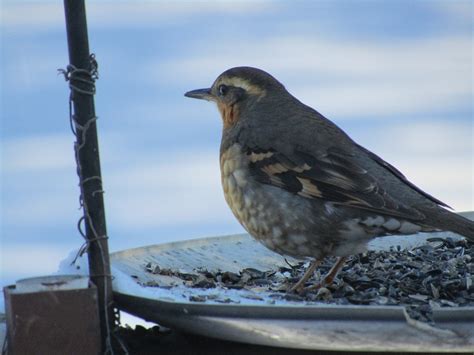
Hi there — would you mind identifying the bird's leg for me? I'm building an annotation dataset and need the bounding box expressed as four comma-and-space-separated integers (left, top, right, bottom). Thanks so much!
322, 256, 347, 284
305, 256, 347, 291
288, 259, 322, 293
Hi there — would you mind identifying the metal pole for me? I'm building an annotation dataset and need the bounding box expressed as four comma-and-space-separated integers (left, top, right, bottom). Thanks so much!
62, 1, 114, 352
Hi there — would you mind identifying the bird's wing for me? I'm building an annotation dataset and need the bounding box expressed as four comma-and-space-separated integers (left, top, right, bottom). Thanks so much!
245, 145, 428, 220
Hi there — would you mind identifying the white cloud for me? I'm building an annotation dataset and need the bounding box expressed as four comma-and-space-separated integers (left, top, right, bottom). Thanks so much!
435, 0, 473, 23
2, 134, 75, 172
1, 1, 275, 30
385, 121, 473, 156
2, 134, 90, 227
105, 149, 234, 227
4, 3, 471, 118
1, 3, 63, 30
391, 156, 472, 210
4, 48, 68, 93
353, 120, 473, 211
155, 35, 472, 118
1, 134, 233, 229
3, 193, 78, 226
296, 79, 470, 118
1, 244, 73, 277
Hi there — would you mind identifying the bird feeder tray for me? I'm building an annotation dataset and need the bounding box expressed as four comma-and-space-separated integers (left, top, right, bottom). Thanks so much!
111, 212, 473, 352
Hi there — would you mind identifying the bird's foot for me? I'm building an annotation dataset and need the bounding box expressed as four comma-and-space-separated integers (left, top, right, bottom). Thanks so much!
287, 259, 322, 293
288, 278, 308, 294
295, 256, 348, 294
302, 275, 332, 293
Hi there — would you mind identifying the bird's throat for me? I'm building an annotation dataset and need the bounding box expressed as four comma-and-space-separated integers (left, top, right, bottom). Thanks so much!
218, 102, 239, 129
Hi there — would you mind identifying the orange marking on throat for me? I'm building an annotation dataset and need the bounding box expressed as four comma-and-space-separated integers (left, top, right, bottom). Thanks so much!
218, 102, 239, 128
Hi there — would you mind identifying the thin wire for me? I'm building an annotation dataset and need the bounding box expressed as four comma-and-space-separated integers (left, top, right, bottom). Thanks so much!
60, 54, 128, 355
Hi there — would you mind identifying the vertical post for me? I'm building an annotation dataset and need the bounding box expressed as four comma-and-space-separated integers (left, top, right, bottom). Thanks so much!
62, 1, 114, 352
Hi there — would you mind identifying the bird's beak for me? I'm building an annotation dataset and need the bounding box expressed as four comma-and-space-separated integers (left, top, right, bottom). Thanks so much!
184, 88, 214, 101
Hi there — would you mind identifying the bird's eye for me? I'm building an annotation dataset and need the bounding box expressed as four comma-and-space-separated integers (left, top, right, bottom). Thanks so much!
218, 84, 228, 96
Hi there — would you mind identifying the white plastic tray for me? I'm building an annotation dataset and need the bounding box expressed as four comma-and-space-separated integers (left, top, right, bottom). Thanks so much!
111, 212, 474, 352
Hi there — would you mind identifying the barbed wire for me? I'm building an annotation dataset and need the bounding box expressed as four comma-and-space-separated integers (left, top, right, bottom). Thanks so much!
59, 54, 128, 355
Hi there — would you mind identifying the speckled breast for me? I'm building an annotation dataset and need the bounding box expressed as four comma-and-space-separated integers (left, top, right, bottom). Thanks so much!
220, 143, 319, 259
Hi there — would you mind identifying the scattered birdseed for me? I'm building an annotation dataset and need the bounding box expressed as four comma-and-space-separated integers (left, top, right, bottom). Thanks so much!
143, 237, 473, 324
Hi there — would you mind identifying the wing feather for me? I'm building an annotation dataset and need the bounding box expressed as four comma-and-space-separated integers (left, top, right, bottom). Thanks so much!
245, 146, 425, 220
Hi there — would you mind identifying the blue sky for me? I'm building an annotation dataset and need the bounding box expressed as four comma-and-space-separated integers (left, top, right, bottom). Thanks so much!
1, 1, 473, 295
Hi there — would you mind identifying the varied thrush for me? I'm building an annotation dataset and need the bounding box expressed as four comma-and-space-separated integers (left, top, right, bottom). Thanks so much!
185, 67, 474, 292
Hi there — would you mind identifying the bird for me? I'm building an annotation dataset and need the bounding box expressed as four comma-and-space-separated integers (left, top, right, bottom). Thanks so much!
184, 66, 474, 293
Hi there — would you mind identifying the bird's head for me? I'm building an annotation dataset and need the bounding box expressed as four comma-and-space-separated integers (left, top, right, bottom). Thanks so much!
185, 66, 285, 128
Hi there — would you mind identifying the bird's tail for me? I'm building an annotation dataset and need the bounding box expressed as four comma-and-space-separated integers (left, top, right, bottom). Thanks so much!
424, 209, 474, 242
